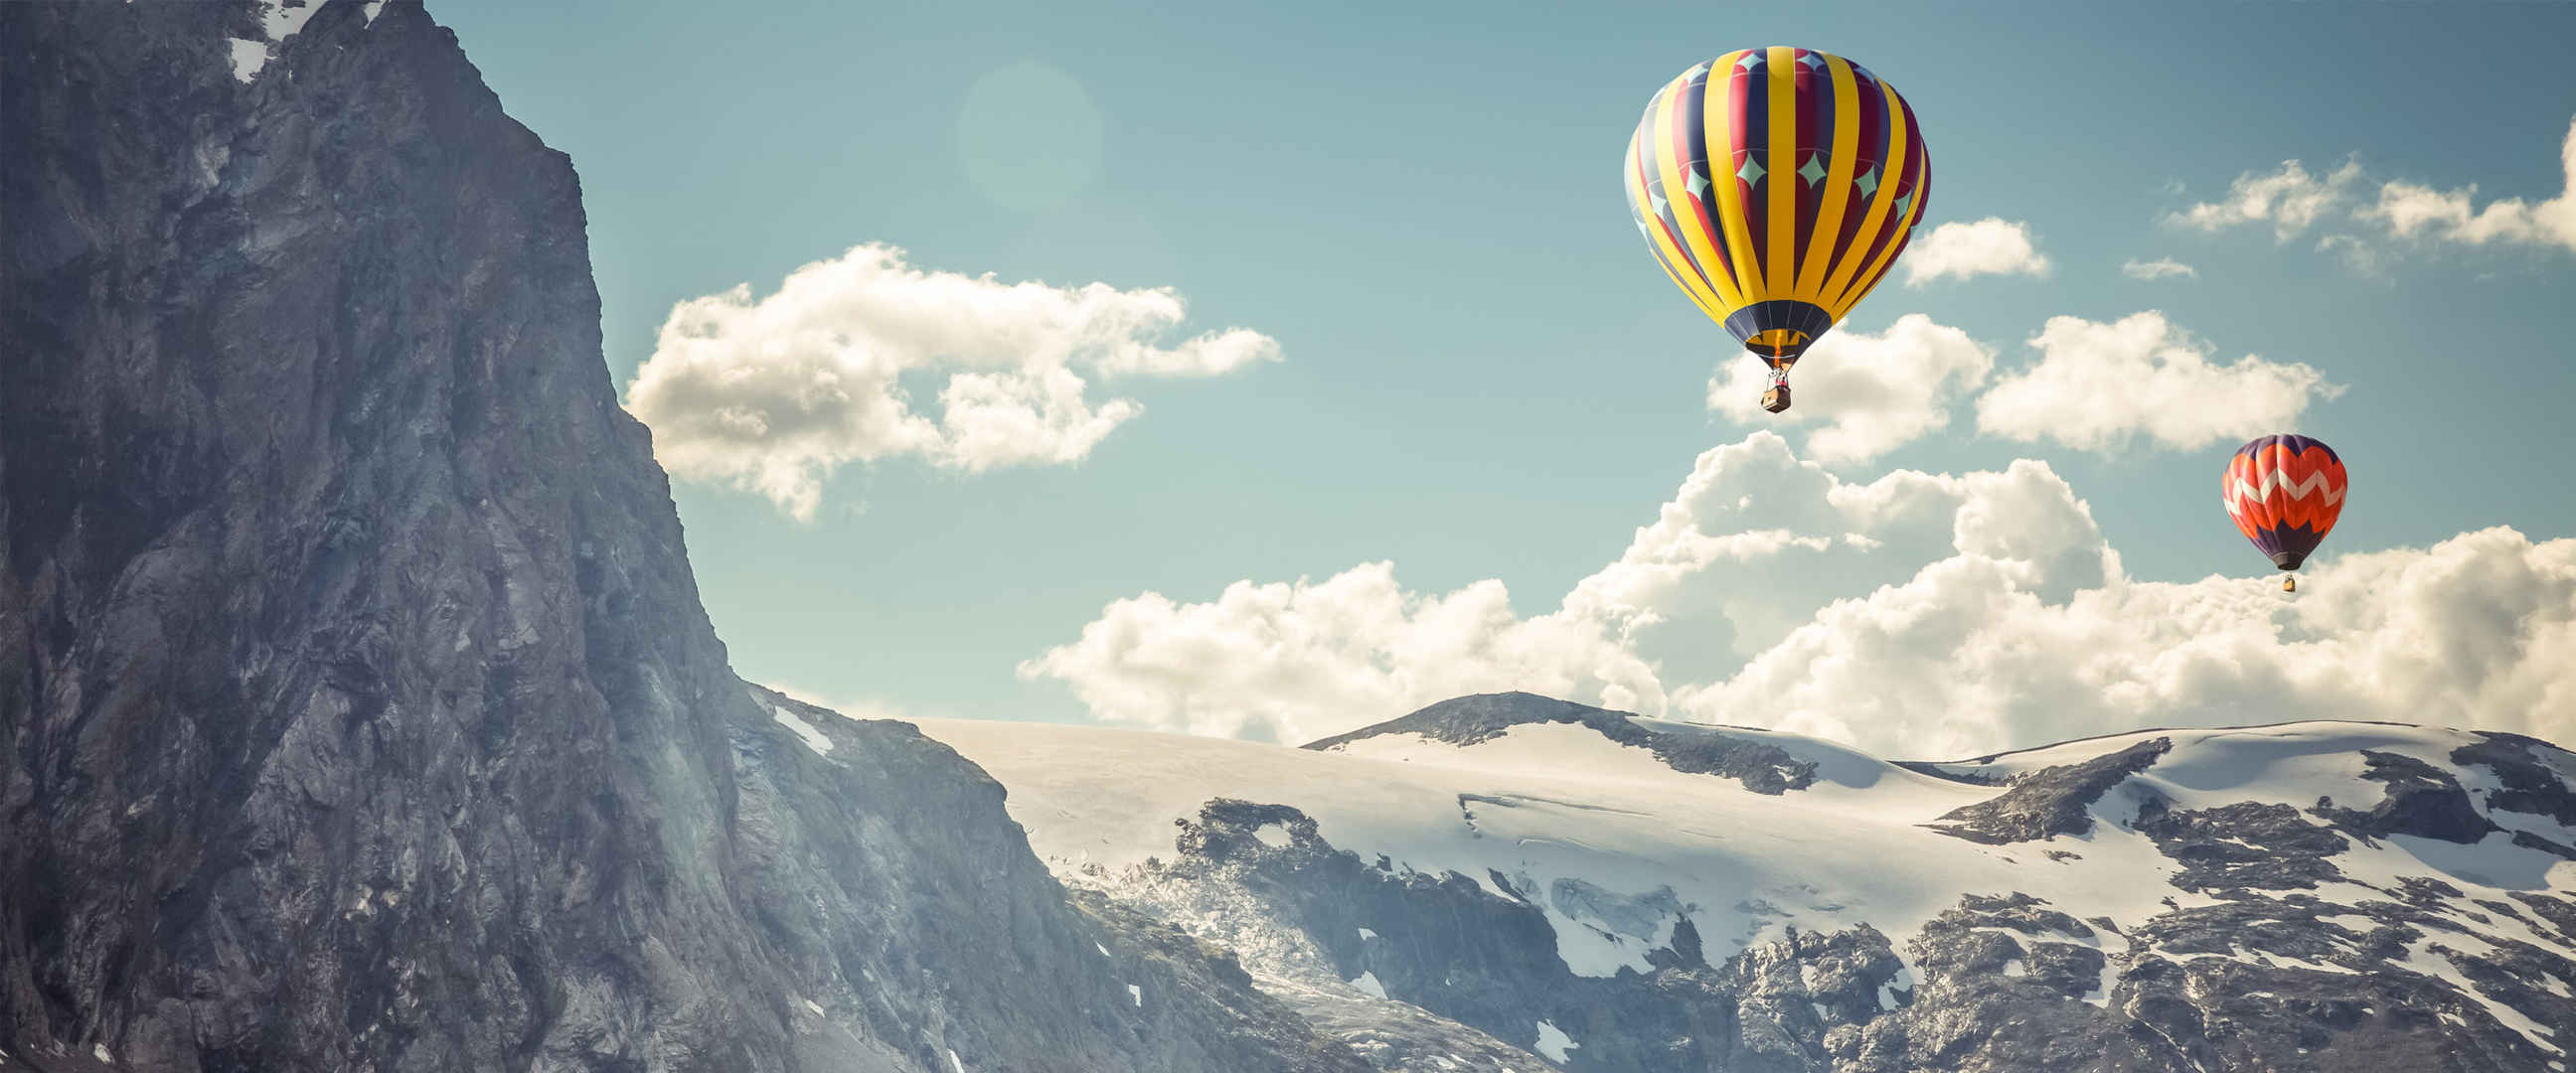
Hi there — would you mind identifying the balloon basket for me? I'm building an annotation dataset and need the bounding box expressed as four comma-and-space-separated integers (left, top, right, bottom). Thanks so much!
2283, 576, 2297, 593
1761, 383, 1792, 413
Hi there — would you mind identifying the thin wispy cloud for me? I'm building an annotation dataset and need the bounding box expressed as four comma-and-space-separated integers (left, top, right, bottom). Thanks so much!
2175, 113, 2576, 258
2120, 256, 2196, 281
2169, 158, 2363, 240
2361, 115, 2576, 254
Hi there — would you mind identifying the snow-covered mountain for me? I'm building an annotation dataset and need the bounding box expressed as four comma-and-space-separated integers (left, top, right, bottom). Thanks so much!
916, 691, 2576, 1072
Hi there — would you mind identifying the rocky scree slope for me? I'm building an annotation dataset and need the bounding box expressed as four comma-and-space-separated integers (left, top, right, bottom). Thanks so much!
0, 3, 1364, 1070
921, 692, 2576, 1073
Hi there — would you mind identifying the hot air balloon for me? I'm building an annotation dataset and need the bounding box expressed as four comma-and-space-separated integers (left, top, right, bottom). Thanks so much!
2222, 434, 2347, 592
1623, 47, 1930, 414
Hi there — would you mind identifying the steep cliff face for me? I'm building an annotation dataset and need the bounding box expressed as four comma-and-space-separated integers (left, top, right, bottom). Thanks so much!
0, 3, 1362, 1070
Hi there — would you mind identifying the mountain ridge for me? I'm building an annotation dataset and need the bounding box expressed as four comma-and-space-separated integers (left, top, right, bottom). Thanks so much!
918, 693, 2576, 1072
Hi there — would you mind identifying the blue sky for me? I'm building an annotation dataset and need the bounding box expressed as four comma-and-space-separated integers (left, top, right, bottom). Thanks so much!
430, 0, 2576, 752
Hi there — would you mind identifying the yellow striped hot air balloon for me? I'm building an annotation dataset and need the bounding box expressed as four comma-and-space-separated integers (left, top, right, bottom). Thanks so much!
1623, 47, 1930, 413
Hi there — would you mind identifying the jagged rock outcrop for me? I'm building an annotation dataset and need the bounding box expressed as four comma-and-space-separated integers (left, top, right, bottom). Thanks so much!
1923, 738, 2172, 844
0, 3, 1362, 1070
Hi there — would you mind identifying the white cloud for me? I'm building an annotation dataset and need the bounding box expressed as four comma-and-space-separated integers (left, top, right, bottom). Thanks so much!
1680, 526, 2576, 758
2120, 257, 2196, 281
1707, 314, 1994, 464
1560, 434, 2111, 666
1973, 312, 2339, 453
2316, 234, 2389, 276
2174, 115, 2576, 260
2360, 116, 2576, 253
1022, 433, 2111, 746
1901, 218, 2052, 286
2170, 158, 2362, 240
1015, 564, 1659, 745
1026, 431, 2576, 758
624, 243, 1281, 519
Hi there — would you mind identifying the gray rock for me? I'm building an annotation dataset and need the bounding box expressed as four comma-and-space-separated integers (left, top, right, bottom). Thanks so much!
2312, 750, 2495, 843
2459, 733, 2576, 827
1925, 738, 2172, 845
2134, 799, 2354, 892
1306, 692, 1819, 795
0, 4, 1359, 1069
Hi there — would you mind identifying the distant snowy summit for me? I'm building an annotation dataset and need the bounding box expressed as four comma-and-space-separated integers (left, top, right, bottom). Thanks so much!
916, 693, 2576, 1072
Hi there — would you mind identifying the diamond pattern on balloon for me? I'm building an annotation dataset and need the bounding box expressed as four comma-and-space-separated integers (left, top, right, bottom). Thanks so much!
1799, 155, 1827, 186
1856, 166, 1880, 199
1736, 158, 1765, 186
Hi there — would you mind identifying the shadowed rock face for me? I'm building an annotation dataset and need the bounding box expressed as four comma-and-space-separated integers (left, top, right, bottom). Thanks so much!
0, 4, 1362, 1070
1925, 738, 2172, 845
2315, 750, 2496, 843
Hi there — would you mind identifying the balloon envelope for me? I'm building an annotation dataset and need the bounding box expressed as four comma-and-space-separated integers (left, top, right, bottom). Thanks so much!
1623, 48, 1931, 370
2222, 434, 2347, 571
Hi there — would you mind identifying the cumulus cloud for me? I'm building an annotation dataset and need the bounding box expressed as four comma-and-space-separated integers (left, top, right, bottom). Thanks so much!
1026, 430, 2576, 758
2359, 115, 2576, 253
1023, 432, 2114, 747
624, 243, 1281, 519
1901, 218, 2052, 285
1707, 314, 1994, 464
2120, 257, 2196, 281
2173, 115, 2576, 259
1680, 527, 2576, 758
2170, 158, 2362, 239
1015, 564, 1659, 745
1973, 312, 2339, 453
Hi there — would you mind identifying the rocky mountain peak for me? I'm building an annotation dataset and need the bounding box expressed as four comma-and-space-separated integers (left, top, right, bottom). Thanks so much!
2, 3, 1361, 1069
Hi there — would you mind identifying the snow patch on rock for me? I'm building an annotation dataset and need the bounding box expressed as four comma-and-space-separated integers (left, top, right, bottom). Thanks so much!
1532, 1019, 1577, 1063
228, 39, 268, 82
768, 702, 835, 756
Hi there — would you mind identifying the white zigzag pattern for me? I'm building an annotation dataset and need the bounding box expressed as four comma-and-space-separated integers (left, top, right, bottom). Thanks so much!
2222, 470, 2344, 516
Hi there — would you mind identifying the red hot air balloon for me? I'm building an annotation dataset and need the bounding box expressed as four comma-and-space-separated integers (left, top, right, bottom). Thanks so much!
2221, 434, 2347, 592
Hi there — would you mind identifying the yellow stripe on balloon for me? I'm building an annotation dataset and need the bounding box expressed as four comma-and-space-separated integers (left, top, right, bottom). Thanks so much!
1819, 78, 1910, 311
1701, 51, 1763, 310
1648, 75, 1746, 309
1793, 55, 1862, 303
1764, 46, 1797, 297
1828, 116, 1927, 319
1627, 117, 1728, 322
